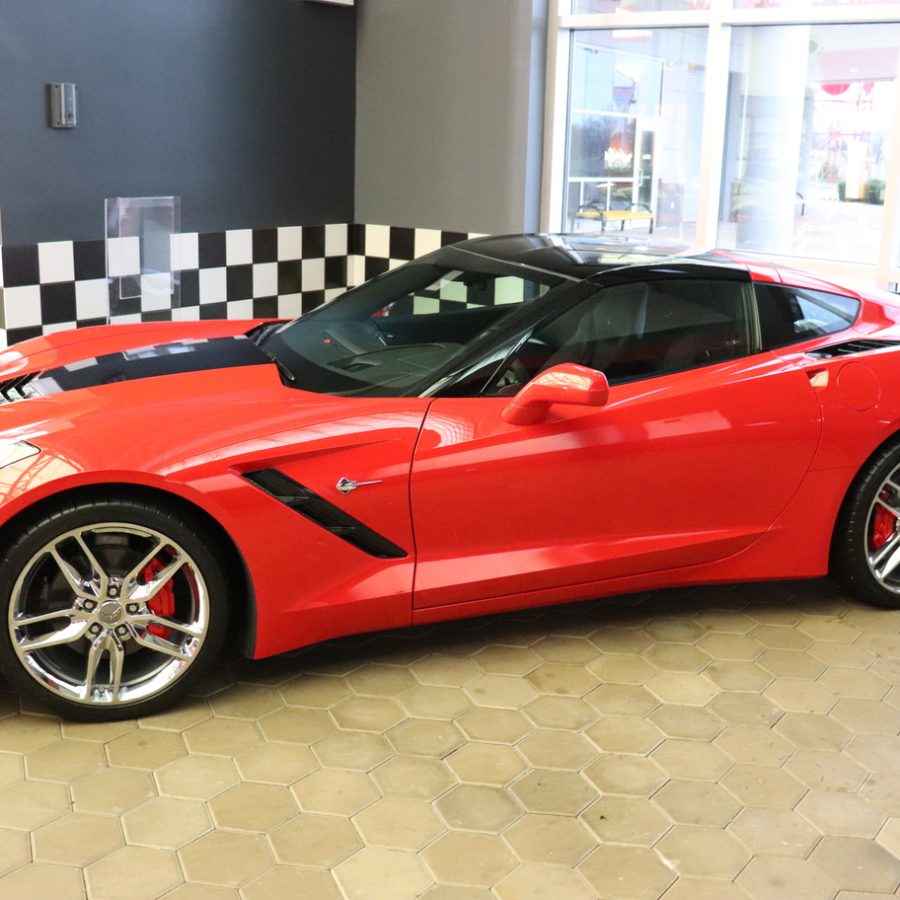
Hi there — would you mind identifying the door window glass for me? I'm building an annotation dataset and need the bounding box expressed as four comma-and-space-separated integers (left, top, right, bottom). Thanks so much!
491, 277, 752, 392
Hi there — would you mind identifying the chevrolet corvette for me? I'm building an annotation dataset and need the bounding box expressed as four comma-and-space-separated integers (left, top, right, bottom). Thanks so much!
0, 233, 898, 719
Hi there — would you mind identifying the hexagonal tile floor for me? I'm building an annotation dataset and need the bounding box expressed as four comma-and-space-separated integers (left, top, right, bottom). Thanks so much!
0, 579, 899, 899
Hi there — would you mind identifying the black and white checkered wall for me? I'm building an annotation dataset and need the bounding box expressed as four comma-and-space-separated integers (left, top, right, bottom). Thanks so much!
0, 224, 478, 348
346, 224, 470, 287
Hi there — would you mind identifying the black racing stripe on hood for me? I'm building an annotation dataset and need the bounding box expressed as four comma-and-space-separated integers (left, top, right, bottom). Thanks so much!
30, 336, 272, 395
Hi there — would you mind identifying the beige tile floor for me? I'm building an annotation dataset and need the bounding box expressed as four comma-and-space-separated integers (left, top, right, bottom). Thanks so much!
0, 578, 899, 899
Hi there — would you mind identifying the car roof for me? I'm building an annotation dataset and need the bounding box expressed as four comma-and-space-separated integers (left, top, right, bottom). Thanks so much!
455, 233, 731, 280
455, 233, 853, 297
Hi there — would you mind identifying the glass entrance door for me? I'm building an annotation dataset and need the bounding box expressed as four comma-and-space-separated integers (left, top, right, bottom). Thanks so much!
563, 29, 707, 239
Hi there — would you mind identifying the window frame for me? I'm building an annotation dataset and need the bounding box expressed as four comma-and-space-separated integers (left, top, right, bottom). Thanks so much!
475, 265, 759, 395
754, 283, 862, 352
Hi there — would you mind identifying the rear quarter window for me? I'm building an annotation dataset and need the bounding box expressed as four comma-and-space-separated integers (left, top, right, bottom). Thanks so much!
756, 284, 860, 350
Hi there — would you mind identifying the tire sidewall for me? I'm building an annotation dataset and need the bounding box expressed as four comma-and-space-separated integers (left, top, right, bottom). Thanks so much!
833, 442, 900, 609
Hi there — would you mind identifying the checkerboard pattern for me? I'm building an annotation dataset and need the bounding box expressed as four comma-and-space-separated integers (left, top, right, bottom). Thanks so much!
0, 224, 476, 348
345, 224, 472, 289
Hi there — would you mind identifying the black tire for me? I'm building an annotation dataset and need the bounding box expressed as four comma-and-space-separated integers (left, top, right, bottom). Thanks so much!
0, 496, 230, 720
832, 441, 900, 609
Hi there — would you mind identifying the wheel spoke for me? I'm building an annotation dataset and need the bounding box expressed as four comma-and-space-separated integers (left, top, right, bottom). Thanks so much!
13, 606, 85, 629
18, 619, 89, 652
876, 497, 900, 518
120, 538, 163, 595
870, 531, 900, 567
108, 637, 125, 702
126, 552, 185, 605
83, 635, 106, 698
876, 542, 900, 580
49, 545, 95, 599
131, 629, 193, 662
82, 632, 127, 702
132, 614, 203, 638
74, 532, 109, 594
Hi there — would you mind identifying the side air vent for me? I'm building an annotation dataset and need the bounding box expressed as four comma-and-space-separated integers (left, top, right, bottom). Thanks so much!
243, 468, 407, 559
806, 339, 900, 359
0, 374, 38, 403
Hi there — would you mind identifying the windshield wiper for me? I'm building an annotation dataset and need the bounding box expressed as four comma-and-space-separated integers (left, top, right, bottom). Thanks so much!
247, 321, 284, 348
258, 345, 296, 383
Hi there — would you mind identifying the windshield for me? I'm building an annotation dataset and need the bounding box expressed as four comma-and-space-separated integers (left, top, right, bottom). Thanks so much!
260, 247, 568, 396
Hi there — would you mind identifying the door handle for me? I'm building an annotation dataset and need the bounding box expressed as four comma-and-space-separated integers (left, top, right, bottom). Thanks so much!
806, 369, 829, 388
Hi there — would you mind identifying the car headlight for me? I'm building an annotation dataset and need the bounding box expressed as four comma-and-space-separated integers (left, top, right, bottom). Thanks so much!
0, 441, 40, 469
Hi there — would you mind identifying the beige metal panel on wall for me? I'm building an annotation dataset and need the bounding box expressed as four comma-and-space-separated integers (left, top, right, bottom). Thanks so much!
355, 0, 548, 236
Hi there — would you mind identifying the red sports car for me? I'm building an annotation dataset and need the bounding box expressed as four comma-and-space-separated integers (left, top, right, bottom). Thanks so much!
0, 233, 898, 719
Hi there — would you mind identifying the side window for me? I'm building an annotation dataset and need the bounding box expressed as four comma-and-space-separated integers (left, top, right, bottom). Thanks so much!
489, 277, 752, 392
756, 284, 860, 350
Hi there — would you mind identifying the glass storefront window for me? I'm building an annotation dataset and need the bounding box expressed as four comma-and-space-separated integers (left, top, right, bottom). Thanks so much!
734, 0, 900, 8
565, 28, 708, 243
717, 23, 900, 264
572, 1, 709, 12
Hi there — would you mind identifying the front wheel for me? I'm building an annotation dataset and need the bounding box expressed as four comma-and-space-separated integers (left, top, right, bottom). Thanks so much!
0, 497, 229, 720
832, 442, 900, 609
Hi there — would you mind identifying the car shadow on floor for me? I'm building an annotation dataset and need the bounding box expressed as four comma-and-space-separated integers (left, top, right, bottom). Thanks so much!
0, 576, 881, 719
215, 577, 858, 693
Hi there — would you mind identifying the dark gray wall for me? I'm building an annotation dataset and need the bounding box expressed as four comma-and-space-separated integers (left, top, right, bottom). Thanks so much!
355, 0, 547, 235
0, 0, 356, 246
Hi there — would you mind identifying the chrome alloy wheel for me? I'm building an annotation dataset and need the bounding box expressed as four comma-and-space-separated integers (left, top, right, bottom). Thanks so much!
865, 467, 900, 594
8, 523, 209, 706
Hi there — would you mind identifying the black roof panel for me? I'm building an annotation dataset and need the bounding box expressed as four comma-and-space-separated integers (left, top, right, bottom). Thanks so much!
454, 233, 737, 280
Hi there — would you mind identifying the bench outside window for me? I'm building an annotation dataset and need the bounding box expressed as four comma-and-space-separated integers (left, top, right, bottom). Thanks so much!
574, 202, 655, 233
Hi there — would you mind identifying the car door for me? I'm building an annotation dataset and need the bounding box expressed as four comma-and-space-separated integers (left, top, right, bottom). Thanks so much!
410, 266, 824, 609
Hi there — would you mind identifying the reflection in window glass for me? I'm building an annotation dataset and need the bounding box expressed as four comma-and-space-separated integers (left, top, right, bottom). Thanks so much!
265, 255, 565, 397
572, 1, 708, 12
756, 284, 860, 349
385, 272, 550, 317
515, 278, 750, 386
565, 29, 707, 244
718, 24, 900, 264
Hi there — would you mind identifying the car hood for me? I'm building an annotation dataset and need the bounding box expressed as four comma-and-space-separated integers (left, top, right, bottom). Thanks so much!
7, 333, 272, 401
0, 321, 284, 464
0, 320, 287, 448
0, 319, 272, 382
0, 322, 431, 490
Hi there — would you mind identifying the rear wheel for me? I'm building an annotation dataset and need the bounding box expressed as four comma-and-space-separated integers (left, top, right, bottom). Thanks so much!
0, 497, 229, 720
832, 442, 900, 609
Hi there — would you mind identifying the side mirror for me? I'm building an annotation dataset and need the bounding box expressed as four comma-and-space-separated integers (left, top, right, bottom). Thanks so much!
501, 363, 609, 426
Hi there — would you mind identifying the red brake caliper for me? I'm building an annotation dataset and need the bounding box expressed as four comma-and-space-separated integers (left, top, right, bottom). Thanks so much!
141, 559, 174, 639
871, 492, 897, 551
